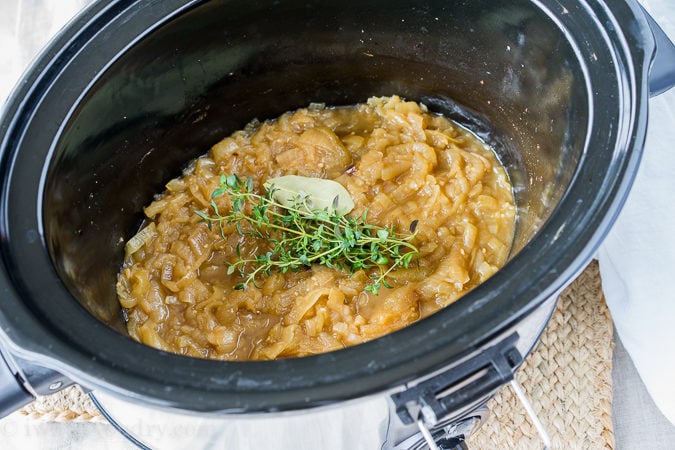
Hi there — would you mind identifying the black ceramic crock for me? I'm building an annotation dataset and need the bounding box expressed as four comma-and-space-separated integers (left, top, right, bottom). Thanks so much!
0, 0, 673, 434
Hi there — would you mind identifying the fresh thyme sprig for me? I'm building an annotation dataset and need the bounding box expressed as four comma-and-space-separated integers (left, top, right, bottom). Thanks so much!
195, 174, 419, 295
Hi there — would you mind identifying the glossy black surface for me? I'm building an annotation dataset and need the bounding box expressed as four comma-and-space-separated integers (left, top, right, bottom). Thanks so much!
0, 0, 652, 412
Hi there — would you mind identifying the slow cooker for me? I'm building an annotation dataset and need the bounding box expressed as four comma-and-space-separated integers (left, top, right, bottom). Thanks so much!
1, 0, 673, 448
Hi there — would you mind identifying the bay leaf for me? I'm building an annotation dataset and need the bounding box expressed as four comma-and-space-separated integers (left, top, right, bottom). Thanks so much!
264, 175, 355, 215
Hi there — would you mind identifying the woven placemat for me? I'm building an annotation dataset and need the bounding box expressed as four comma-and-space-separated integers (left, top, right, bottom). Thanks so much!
17, 384, 105, 423
468, 260, 614, 449
17, 262, 614, 448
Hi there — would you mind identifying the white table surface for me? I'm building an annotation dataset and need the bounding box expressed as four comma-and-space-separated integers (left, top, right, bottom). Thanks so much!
1, 1, 674, 449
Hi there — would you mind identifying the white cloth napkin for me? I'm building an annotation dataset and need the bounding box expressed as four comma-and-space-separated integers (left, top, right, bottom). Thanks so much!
598, 0, 675, 425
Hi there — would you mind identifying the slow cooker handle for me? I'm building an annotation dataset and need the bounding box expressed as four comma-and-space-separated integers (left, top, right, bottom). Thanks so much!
0, 350, 34, 417
389, 334, 523, 449
640, 5, 675, 97
0, 347, 73, 418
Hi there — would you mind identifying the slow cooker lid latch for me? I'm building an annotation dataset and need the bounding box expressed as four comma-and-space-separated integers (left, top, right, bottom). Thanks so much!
389, 333, 523, 449
392, 333, 522, 426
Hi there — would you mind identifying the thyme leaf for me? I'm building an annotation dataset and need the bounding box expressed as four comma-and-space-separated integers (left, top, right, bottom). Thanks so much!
195, 174, 419, 295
